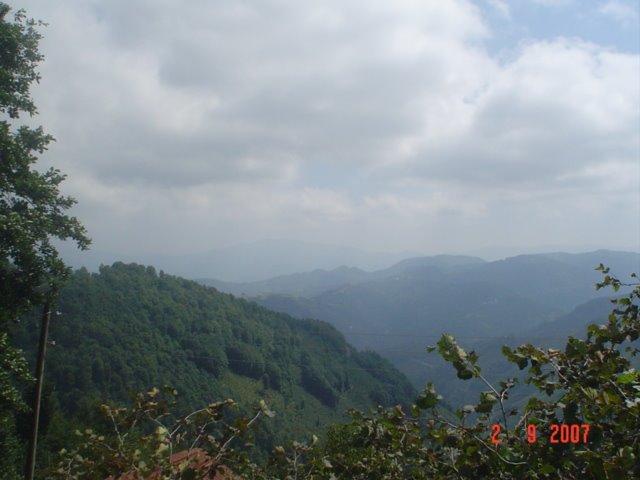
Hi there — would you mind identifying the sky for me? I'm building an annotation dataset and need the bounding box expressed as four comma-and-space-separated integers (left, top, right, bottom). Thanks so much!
9, 0, 640, 267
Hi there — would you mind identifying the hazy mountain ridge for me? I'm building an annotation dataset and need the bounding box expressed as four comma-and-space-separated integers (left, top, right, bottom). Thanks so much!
257, 271, 555, 350
202, 250, 637, 307
248, 251, 637, 334
242, 250, 638, 396
198, 254, 485, 297
198, 265, 372, 297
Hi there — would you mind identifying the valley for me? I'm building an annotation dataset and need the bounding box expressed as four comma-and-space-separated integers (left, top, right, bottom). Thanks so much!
200, 250, 639, 403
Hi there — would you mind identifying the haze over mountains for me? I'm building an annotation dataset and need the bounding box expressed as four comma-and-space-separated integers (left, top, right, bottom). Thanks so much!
198, 249, 639, 402
55, 243, 640, 408
58, 239, 421, 282
201, 249, 638, 313
58, 238, 628, 283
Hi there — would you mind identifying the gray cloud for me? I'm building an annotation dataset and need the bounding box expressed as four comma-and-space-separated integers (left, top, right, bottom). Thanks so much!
10, 0, 640, 260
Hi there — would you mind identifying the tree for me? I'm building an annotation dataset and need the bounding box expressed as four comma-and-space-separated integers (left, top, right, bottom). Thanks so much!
0, 3, 89, 478
0, 2, 90, 326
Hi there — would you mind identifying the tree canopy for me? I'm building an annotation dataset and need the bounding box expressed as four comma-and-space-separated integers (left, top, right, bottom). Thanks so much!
0, 2, 90, 326
1, 3, 89, 478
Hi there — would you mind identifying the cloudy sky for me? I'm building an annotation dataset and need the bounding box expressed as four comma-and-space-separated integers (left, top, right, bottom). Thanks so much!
11, 0, 640, 264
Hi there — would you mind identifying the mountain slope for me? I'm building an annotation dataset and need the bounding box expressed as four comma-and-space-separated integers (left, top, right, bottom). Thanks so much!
13, 263, 416, 453
382, 296, 615, 403
256, 268, 556, 351
198, 265, 372, 297
251, 251, 638, 399
254, 251, 639, 350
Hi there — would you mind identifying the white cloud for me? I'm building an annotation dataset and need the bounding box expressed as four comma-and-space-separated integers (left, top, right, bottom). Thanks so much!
599, 0, 640, 27
389, 39, 639, 190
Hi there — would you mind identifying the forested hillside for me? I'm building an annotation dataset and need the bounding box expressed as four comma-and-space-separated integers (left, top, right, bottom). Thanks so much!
12, 263, 415, 458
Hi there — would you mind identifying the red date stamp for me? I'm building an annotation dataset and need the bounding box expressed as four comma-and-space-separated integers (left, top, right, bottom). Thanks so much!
490, 424, 590, 444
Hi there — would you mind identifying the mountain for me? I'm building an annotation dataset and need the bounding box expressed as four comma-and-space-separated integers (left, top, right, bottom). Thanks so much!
369, 254, 486, 278
13, 263, 416, 455
257, 270, 554, 350
380, 296, 616, 406
247, 250, 638, 389
455, 250, 639, 313
209, 250, 637, 312
198, 265, 372, 297
199, 254, 485, 298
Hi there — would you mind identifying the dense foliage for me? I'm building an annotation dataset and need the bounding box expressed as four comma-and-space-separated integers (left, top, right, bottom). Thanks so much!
0, 2, 89, 326
0, 3, 89, 478
12, 262, 415, 470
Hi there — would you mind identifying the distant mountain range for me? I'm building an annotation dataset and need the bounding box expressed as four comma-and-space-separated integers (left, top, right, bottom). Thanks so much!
198, 254, 486, 297
200, 250, 637, 305
198, 250, 639, 405
59, 237, 634, 283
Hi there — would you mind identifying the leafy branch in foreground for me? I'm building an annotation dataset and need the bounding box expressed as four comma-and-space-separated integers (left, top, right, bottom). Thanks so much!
47, 386, 274, 479
272, 266, 639, 479
426, 267, 639, 478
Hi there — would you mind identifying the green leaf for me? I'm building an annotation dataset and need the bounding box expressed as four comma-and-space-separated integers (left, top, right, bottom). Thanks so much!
540, 464, 555, 474
616, 370, 638, 385
502, 345, 528, 369
475, 392, 497, 414
416, 383, 441, 409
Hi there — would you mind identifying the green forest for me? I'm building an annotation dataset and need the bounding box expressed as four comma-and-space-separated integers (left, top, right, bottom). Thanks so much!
1, 2, 639, 479
10, 263, 415, 461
